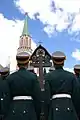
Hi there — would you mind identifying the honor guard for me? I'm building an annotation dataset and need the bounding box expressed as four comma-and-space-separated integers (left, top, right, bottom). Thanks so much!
4, 51, 41, 120
0, 76, 3, 119
0, 67, 10, 80
74, 64, 80, 119
74, 64, 80, 78
0, 67, 10, 120
45, 51, 80, 120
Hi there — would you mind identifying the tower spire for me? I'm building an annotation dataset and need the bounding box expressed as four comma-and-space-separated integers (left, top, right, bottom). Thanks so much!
22, 12, 29, 36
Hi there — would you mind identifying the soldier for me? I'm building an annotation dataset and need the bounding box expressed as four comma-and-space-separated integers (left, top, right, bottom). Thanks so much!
0, 76, 3, 119
0, 67, 10, 80
4, 51, 41, 120
0, 67, 10, 120
45, 51, 80, 120
74, 64, 80, 78
74, 64, 80, 119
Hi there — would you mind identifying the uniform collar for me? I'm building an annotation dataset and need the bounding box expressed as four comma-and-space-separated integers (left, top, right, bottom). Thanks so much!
55, 65, 63, 70
19, 67, 26, 70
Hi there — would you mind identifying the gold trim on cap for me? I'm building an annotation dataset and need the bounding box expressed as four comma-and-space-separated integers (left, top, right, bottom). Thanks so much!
52, 56, 66, 60
53, 60, 64, 64
17, 59, 29, 64
52, 56, 66, 65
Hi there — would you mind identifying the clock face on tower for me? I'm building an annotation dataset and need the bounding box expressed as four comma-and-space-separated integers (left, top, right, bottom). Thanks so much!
36, 48, 45, 56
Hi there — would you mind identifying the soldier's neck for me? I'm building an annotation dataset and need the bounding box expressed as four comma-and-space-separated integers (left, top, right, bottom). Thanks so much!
19, 66, 27, 69
54, 65, 63, 69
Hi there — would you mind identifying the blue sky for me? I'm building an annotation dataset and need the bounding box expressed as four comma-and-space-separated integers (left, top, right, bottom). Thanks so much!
0, 0, 80, 72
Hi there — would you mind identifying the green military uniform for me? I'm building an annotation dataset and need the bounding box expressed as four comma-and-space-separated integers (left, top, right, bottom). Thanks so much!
43, 76, 50, 120
74, 64, 80, 119
3, 52, 41, 120
45, 51, 79, 120
0, 73, 10, 120
0, 76, 3, 119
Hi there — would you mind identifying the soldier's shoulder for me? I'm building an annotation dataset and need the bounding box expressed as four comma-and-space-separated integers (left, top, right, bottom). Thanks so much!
27, 70, 37, 80
64, 69, 75, 78
0, 76, 3, 85
0, 76, 2, 80
64, 69, 73, 74
6, 71, 18, 80
44, 71, 53, 79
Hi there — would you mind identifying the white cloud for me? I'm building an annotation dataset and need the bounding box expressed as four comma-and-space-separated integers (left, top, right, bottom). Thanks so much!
14, 0, 80, 37
53, 0, 80, 13
43, 25, 56, 37
71, 13, 80, 32
0, 14, 22, 69
0, 13, 36, 71
72, 49, 80, 61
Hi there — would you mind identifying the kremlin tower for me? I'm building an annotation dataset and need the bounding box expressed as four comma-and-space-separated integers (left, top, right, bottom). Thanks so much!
16, 13, 37, 70
17, 13, 33, 56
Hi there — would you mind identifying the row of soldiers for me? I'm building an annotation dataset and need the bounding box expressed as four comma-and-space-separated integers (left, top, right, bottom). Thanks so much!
0, 51, 80, 120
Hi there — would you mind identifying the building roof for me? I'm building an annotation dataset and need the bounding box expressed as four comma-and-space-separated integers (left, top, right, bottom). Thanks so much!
30, 44, 51, 59
22, 13, 29, 36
